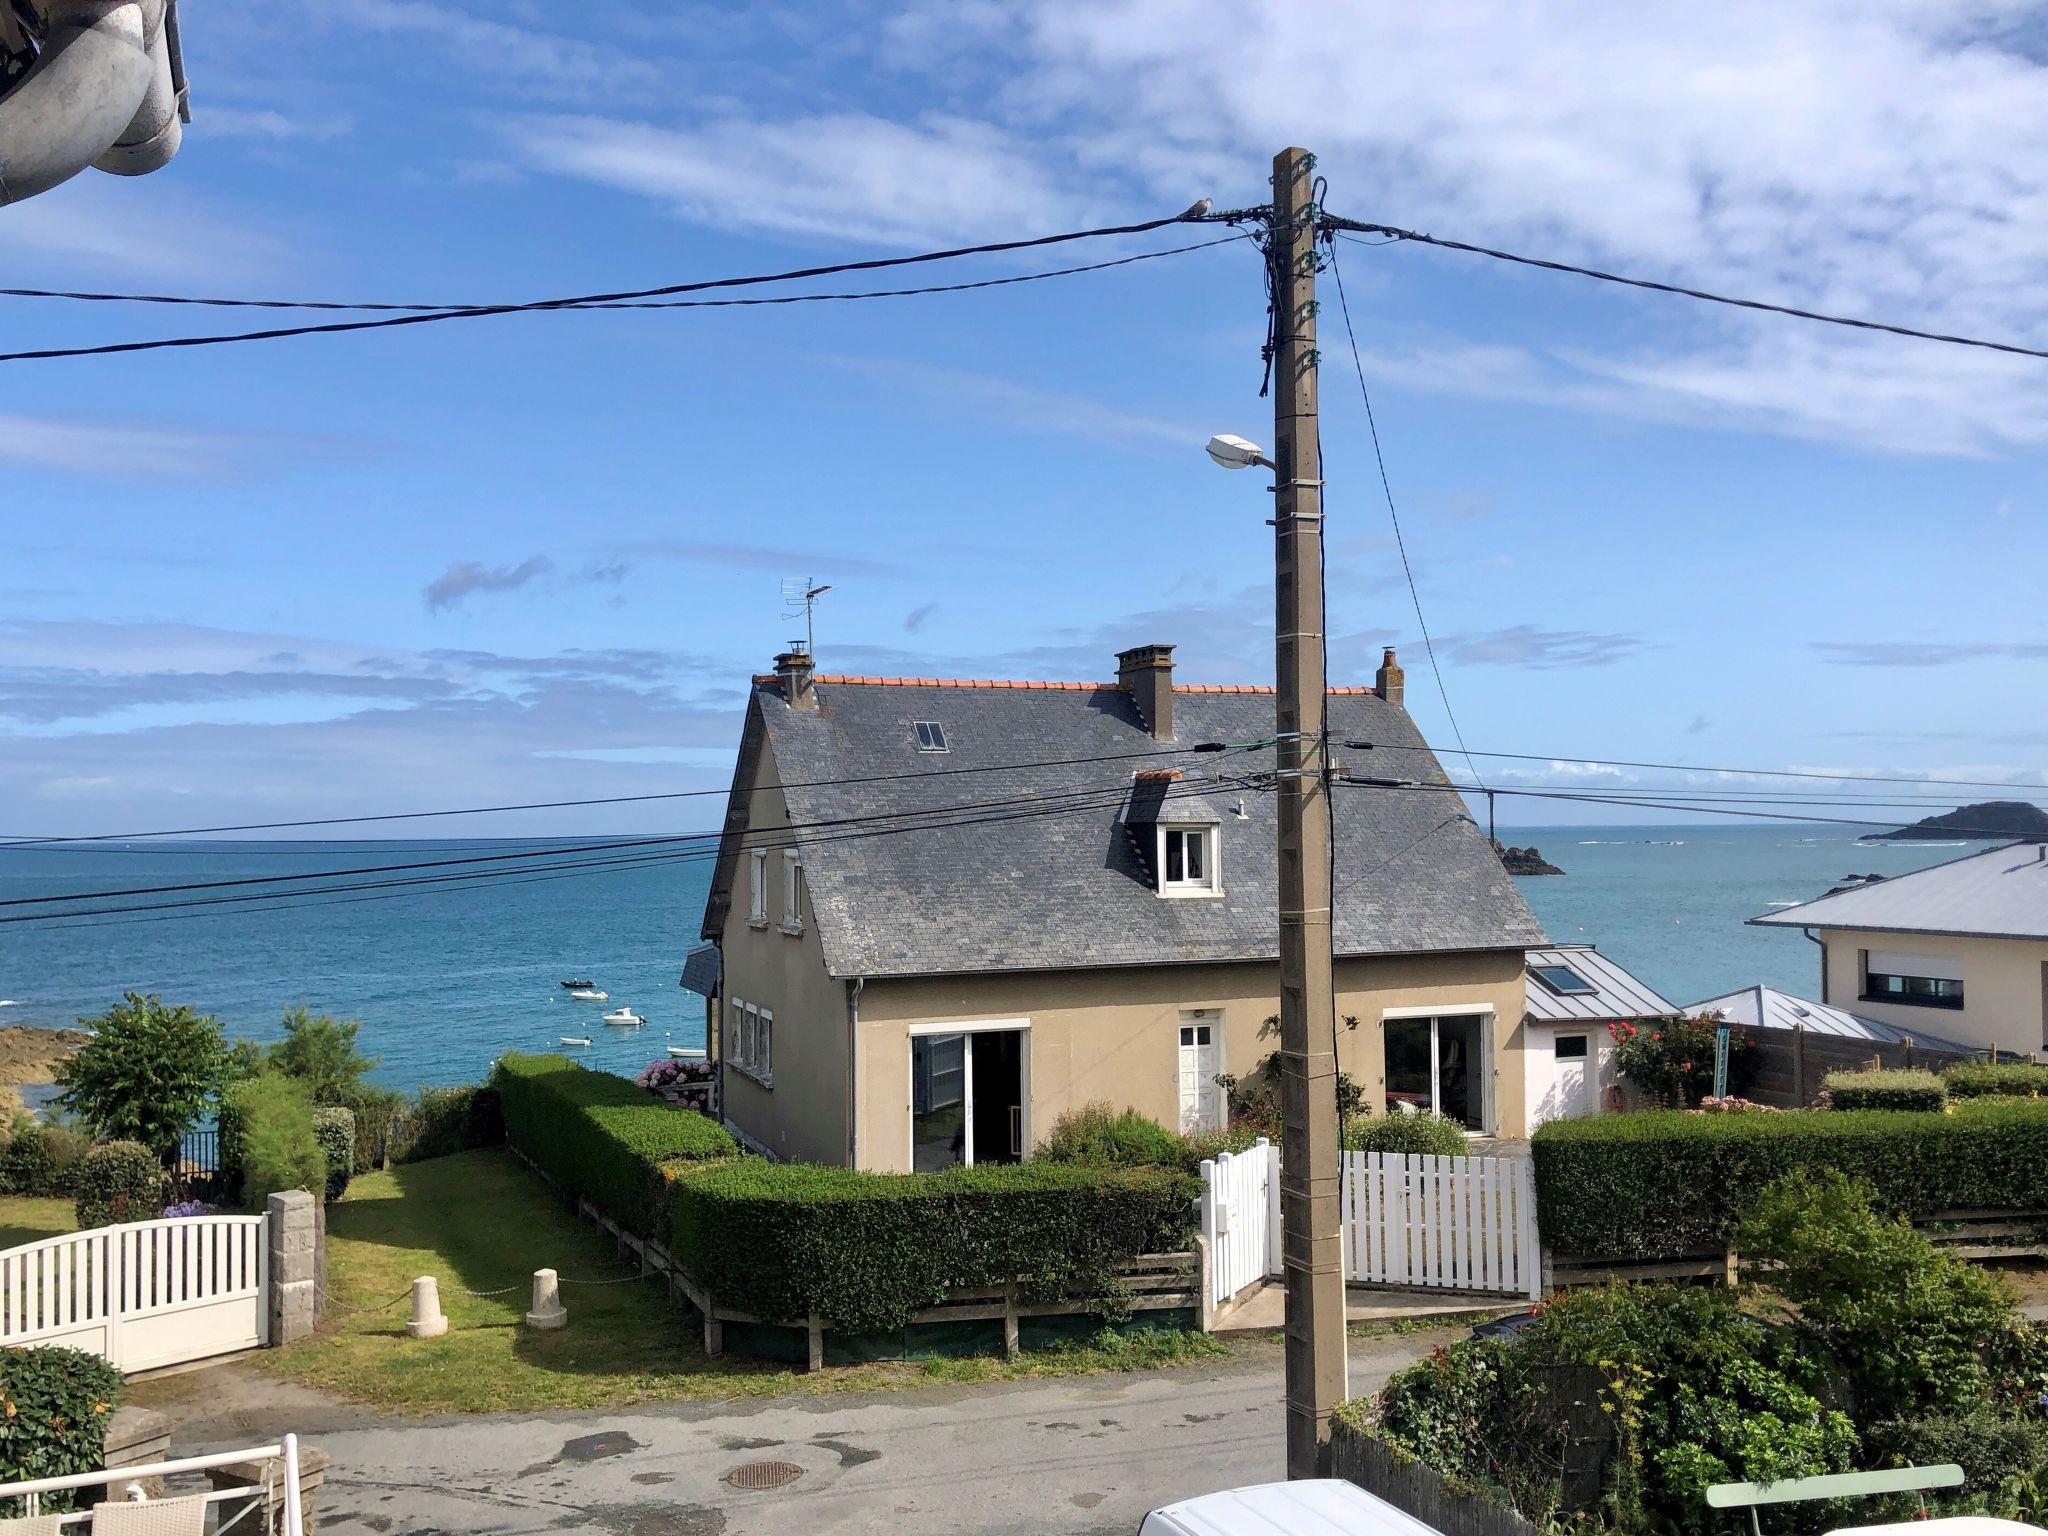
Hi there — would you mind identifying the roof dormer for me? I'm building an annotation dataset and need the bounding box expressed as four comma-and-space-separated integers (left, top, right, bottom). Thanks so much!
1127, 769, 1223, 898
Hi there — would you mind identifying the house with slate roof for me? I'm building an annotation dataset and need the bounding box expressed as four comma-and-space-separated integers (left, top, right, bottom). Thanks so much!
686, 641, 1547, 1170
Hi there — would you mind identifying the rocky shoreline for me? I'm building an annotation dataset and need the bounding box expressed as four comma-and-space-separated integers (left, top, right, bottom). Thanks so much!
1494, 840, 1564, 876
0, 1025, 88, 1089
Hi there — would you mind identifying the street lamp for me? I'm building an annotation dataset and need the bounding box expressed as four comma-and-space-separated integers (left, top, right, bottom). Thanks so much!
1205, 433, 1275, 471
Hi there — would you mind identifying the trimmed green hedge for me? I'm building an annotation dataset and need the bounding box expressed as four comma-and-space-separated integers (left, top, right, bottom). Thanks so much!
495, 1053, 734, 1239
1945, 1062, 2048, 1100
671, 1160, 1200, 1335
311, 1108, 355, 1202
0, 1346, 120, 1512
1824, 1068, 1946, 1112
1532, 1101, 2048, 1258
73, 1142, 164, 1228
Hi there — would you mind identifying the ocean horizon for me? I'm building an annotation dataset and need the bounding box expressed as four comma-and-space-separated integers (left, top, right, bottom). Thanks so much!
0, 825, 2002, 1090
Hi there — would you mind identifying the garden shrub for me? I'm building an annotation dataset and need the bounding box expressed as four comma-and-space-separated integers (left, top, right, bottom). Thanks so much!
0, 1119, 90, 1198
0, 1347, 120, 1513
391, 1083, 503, 1164
1375, 1283, 1855, 1535
1609, 1013, 1757, 1108
495, 1053, 734, 1239
1739, 1170, 2016, 1417
1823, 1068, 1947, 1113
1179, 1123, 1267, 1170
1343, 1112, 1468, 1156
1532, 1099, 2048, 1258
310, 1107, 355, 1201
317, 1081, 404, 1173
72, 1141, 165, 1229
225, 1073, 325, 1207
55, 995, 227, 1165
1866, 1412, 2048, 1491
1946, 1062, 2048, 1100
670, 1159, 1200, 1335
1035, 1102, 1183, 1169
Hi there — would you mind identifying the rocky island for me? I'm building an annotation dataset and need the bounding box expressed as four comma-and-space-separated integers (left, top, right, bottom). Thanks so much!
1493, 840, 1564, 876
1870, 800, 2048, 842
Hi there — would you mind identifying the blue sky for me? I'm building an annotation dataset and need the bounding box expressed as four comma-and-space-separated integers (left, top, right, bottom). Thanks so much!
2, 0, 2045, 838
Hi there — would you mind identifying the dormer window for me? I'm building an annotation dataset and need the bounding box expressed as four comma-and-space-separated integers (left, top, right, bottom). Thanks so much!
913, 722, 949, 753
1157, 824, 1221, 897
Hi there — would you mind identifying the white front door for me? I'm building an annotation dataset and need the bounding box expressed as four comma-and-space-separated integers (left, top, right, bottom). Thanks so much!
1178, 1011, 1224, 1133
1530, 1029, 1593, 1127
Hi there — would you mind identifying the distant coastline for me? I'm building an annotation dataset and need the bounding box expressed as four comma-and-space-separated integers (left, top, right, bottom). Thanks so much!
1870, 800, 2048, 842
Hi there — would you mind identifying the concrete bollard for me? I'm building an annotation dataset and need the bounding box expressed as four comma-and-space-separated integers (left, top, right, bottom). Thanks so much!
525, 1268, 567, 1330
405, 1275, 448, 1338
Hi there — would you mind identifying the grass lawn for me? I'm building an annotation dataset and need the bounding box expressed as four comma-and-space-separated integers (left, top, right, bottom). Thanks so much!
0, 1196, 76, 1250
261, 1147, 1231, 1414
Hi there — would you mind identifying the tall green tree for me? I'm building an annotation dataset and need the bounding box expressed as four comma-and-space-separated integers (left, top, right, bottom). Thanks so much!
267, 1004, 378, 1098
57, 994, 227, 1164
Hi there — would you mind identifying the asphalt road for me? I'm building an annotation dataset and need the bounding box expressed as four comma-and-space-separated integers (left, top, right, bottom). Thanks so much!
179, 1330, 1453, 1536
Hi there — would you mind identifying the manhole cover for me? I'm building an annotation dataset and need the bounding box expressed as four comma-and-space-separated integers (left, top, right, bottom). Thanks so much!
724, 1460, 804, 1491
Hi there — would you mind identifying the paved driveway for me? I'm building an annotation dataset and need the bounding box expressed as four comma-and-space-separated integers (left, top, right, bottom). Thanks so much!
159, 1329, 1457, 1536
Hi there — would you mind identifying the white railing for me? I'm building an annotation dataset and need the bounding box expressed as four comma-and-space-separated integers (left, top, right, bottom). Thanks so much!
1198, 1138, 1281, 1306
0, 1436, 302, 1536
0, 1214, 268, 1372
1341, 1150, 1540, 1300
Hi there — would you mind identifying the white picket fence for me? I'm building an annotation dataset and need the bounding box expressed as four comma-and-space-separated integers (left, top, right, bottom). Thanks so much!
1198, 1138, 1282, 1306
1340, 1151, 1541, 1300
1199, 1145, 1541, 1307
0, 1214, 269, 1373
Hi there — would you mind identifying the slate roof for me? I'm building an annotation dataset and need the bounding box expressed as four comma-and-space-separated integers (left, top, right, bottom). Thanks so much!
704, 673, 1546, 980
1689, 984, 1978, 1055
1524, 944, 1676, 1022
1749, 842, 2048, 941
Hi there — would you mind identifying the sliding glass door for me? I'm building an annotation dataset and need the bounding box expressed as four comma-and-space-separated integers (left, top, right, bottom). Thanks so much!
1380, 1015, 1486, 1131
911, 1028, 1026, 1171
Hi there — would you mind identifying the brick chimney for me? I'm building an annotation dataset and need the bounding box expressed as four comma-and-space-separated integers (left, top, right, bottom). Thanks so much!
1374, 647, 1405, 705
1116, 643, 1175, 741
774, 644, 817, 710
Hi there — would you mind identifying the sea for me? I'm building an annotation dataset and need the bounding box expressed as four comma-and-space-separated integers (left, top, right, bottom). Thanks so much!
0, 826, 2003, 1092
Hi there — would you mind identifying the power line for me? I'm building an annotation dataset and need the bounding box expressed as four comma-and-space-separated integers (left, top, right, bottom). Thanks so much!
0, 739, 1254, 848
0, 211, 1234, 365
1345, 741, 2047, 793
1324, 235, 1485, 791
1325, 217, 2048, 364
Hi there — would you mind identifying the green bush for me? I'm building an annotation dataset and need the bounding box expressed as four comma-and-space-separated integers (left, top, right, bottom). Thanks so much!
1740, 1170, 2015, 1417
1532, 1100, 2048, 1258
1179, 1123, 1267, 1171
56, 994, 227, 1164
1866, 1412, 2048, 1489
266, 1004, 377, 1098
316, 1081, 404, 1173
72, 1141, 165, 1228
671, 1159, 1200, 1335
226, 1073, 325, 1208
1035, 1102, 1183, 1168
1611, 1013, 1757, 1108
0, 1347, 121, 1513
1824, 1068, 1947, 1112
1945, 1062, 2048, 1100
391, 1084, 504, 1164
311, 1108, 355, 1202
0, 1118, 91, 1198
1343, 1112, 1469, 1156
495, 1053, 733, 1238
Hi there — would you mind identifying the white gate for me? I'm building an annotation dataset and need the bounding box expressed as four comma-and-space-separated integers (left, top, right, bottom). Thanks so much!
1199, 1138, 1281, 1306
0, 1214, 269, 1372
1341, 1151, 1540, 1300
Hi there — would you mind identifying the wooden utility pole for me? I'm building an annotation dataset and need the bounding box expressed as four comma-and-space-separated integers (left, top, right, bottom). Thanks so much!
1270, 144, 1346, 1479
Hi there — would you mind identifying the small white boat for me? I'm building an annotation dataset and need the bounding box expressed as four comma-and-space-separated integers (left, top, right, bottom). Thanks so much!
560, 1035, 593, 1047
666, 1045, 707, 1059
602, 1008, 645, 1026
568, 988, 608, 1002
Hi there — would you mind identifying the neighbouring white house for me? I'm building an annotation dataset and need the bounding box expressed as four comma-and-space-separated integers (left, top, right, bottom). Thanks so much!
1750, 842, 2048, 1057
1520, 944, 1676, 1127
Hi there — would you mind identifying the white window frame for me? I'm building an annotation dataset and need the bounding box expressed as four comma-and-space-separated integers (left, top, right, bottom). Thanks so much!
1155, 823, 1222, 898
1378, 1005, 1495, 1134
728, 997, 773, 1087
906, 1018, 1031, 1169
780, 849, 803, 934
746, 848, 768, 926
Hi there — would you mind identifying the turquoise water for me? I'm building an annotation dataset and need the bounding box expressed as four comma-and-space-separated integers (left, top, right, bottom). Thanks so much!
0, 826, 1995, 1088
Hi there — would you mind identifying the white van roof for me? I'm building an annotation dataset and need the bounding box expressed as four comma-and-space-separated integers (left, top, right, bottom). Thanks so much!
1140, 1480, 1446, 1536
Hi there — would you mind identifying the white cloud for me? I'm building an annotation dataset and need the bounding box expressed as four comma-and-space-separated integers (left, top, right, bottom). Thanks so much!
0, 182, 295, 280
343, 0, 660, 97
201, 106, 355, 141
0, 415, 303, 482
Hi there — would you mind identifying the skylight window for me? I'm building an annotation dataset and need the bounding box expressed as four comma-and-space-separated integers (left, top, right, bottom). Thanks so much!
913, 721, 949, 753
1532, 964, 1596, 997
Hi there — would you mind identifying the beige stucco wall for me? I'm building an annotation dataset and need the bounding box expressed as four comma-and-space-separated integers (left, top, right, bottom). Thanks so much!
716, 737, 853, 1165
849, 948, 1530, 1171
1818, 928, 2048, 1056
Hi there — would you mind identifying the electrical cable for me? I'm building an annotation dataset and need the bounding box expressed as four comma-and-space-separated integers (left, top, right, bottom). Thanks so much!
1343, 742, 2047, 793
1324, 233, 1486, 793
1325, 217, 2048, 363
0, 211, 1231, 364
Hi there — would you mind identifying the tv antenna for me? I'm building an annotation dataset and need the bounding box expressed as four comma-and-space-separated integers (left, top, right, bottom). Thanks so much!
780, 577, 833, 657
